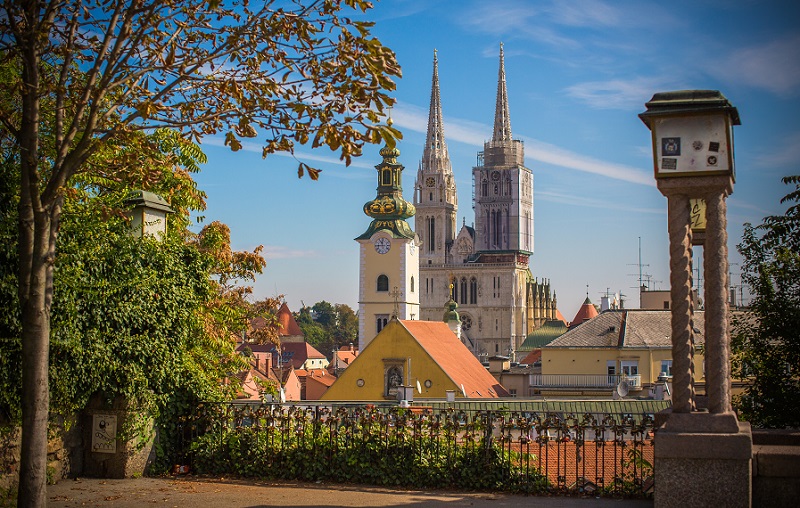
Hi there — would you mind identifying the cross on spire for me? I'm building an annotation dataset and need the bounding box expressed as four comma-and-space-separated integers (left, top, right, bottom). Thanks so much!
389, 286, 403, 318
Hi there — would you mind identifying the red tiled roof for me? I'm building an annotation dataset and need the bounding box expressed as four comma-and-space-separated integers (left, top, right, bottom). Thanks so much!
520, 350, 542, 364
555, 309, 568, 326
306, 369, 336, 387
399, 320, 509, 398
241, 341, 326, 369
570, 297, 598, 328
276, 302, 303, 336
336, 350, 357, 364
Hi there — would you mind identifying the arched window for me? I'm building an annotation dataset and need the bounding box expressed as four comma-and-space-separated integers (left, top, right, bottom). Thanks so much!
410, 276, 415, 293
470, 277, 478, 304
427, 217, 435, 252
382, 169, 392, 185
377, 274, 389, 292
482, 180, 488, 196
376, 315, 389, 333
460, 277, 467, 304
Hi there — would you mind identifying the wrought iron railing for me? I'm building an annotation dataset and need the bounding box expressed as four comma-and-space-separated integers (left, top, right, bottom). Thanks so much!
531, 374, 643, 390
174, 403, 655, 497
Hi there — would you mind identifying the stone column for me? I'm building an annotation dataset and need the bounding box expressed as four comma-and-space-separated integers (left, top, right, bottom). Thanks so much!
655, 178, 751, 508
703, 189, 731, 414
667, 193, 695, 413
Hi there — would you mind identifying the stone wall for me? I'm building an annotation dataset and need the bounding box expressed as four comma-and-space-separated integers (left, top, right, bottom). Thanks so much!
0, 417, 83, 491
0, 404, 157, 493
752, 429, 800, 508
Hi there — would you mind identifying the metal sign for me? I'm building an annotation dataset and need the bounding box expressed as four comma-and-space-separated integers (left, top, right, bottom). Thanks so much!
91, 413, 117, 454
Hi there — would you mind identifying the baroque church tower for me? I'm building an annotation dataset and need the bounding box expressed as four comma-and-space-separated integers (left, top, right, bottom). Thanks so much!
356, 140, 421, 351
415, 45, 558, 360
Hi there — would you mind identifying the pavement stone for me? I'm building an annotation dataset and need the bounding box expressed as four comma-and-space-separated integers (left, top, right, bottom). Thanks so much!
47, 476, 654, 507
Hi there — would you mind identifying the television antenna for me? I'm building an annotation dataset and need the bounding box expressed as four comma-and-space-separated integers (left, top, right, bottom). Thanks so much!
628, 237, 649, 307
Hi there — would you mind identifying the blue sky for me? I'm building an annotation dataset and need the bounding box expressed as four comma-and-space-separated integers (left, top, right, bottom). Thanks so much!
193, 0, 800, 321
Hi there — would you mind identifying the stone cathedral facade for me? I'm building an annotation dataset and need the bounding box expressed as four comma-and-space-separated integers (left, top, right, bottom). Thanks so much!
413, 47, 559, 360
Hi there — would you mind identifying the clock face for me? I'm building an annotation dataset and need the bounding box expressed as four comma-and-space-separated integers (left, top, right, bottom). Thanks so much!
425, 177, 435, 187
374, 237, 391, 254
491, 171, 501, 181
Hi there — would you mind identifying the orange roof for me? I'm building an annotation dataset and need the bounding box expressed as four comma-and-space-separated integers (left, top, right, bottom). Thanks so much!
400, 320, 509, 398
276, 302, 303, 336
555, 309, 568, 326
570, 297, 598, 328
335, 349, 358, 365
519, 350, 542, 364
305, 369, 337, 387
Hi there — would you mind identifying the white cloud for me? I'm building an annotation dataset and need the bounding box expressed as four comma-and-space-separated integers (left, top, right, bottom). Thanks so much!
522, 136, 653, 186
392, 102, 486, 146
262, 245, 319, 260
392, 102, 653, 186
457, 1, 581, 49
543, 0, 621, 27
537, 190, 662, 214
715, 35, 800, 96
200, 135, 375, 171
564, 76, 676, 110
753, 130, 800, 169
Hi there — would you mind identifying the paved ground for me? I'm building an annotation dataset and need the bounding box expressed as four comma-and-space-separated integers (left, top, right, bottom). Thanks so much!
47, 477, 654, 508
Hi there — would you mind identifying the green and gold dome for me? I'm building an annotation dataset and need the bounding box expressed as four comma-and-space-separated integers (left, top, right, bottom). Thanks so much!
356, 143, 416, 240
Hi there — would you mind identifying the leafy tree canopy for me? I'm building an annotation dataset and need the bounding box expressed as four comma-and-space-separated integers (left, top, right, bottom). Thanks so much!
295, 301, 357, 357
732, 175, 800, 428
2, 2, 399, 503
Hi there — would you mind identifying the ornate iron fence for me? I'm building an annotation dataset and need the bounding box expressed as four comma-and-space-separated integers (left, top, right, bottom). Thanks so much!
175, 403, 655, 497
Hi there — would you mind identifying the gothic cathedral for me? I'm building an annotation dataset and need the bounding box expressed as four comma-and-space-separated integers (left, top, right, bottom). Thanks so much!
414, 46, 559, 360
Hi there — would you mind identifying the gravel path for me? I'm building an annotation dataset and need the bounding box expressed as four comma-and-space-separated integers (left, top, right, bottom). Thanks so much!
47, 476, 654, 507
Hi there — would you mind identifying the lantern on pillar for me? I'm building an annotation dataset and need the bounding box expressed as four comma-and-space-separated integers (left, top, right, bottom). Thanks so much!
640, 91, 751, 508
124, 190, 174, 239
639, 90, 740, 181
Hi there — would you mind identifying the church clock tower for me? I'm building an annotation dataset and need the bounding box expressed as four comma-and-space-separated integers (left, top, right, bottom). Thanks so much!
356, 141, 420, 351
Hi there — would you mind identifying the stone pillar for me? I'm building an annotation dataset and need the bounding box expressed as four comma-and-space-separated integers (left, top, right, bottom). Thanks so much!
655, 177, 751, 508
704, 189, 732, 414
667, 193, 695, 413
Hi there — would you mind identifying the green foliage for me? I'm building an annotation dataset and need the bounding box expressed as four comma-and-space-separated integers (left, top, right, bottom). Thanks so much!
0, 130, 260, 466
295, 302, 358, 356
188, 406, 548, 493
732, 175, 800, 428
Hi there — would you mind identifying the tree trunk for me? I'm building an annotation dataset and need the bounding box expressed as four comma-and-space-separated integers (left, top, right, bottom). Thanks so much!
17, 217, 51, 507
16, 12, 51, 504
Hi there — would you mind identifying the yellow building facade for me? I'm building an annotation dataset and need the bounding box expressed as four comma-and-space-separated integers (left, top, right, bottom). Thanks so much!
321, 319, 508, 401
539, 310, 707, 396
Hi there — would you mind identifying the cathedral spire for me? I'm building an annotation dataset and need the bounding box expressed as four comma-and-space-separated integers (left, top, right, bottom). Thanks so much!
492, 43, 513, 142
422, 49, 450, 174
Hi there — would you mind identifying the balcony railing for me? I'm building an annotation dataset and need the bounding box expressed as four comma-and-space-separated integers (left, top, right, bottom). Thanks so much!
532, 374, 642, 390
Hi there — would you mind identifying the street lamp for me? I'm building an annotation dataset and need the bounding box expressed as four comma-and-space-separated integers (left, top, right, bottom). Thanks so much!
640, 90, 751, 508
639, 90, 740, 181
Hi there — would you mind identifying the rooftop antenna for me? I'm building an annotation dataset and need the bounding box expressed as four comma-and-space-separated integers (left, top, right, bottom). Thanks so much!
628, 236, 649, 307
